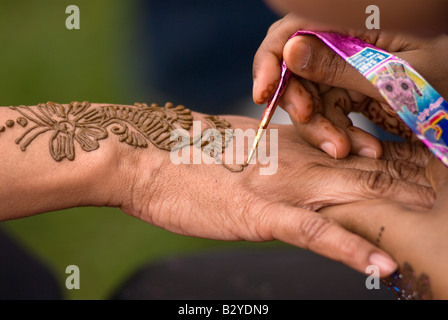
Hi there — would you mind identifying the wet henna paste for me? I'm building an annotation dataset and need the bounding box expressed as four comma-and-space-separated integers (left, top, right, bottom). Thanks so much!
16, 117, 28, 127
7, 101, 245, 172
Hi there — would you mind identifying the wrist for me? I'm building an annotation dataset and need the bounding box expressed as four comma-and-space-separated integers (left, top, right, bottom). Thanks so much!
110, 131, 170, 215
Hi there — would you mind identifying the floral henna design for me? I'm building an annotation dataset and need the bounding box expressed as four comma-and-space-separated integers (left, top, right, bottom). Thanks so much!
9, 101, 242, 171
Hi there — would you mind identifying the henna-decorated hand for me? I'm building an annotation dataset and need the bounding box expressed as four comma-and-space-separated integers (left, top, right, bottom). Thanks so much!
320, 156, 448, 299
117, 110, 435, 277
0, 102, 435, 278
253, 13, 448, 159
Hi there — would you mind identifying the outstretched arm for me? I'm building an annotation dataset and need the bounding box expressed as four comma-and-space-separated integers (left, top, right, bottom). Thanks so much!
0, 101, 435, 276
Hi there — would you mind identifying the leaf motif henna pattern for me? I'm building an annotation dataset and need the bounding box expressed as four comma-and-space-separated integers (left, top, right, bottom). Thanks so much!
9, 101, 244, 172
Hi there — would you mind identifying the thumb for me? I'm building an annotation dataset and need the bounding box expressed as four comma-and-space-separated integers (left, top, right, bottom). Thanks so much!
283, 35, 383, 102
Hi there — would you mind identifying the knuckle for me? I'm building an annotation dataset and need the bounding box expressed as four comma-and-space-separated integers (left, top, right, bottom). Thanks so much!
361, 170, 394, 195
308, 50, 346, 84
267, 19, 282, 34
251, 203, 278, 241
322, 87, 352, 115
410, 142, 432, 165
383, 141, 432, 167
385, 159, 404, 176
326, 53, 344, 83
419, 187, 436, 207
387, 159, 421, 181
338, 235, 360, 262
299, 214, 333, 249
385, 142, 413, 161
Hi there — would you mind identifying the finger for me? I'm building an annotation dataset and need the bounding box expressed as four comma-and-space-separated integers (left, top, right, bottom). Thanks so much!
316, 166, 435, 208
252, 14, 331, 104
362, 100, 415, 141
381, 141, 432, 168
268, 203, 397, 275
335, 155, 431, 188
290, 113, 351, 159
279, 76, 314, 124
319, 199, 424, 277
283, 35, 384, 102
253, 18, 308, 104
425, 157, 448, 193
280, 79, 352, 158
426, 157, 448, 214
322, 89, 383, 158
345, 126, 383, 158
346, 89, 371, 112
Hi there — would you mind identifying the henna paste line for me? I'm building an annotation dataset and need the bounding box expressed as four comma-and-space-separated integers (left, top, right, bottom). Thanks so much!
7, 101, 245, 172
16, 117, 28, 127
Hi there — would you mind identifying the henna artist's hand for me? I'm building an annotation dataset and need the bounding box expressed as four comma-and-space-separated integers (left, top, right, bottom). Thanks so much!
0, 102, 435, 278
253, 13, 448, 158
319, 156, 448, 299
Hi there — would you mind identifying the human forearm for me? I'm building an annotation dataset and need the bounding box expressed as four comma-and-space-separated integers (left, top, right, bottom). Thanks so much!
0, 102, 160, 220
0, 100, 245, 221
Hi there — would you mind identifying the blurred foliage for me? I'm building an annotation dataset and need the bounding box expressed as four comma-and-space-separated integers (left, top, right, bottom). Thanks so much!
0, 0, 283, 299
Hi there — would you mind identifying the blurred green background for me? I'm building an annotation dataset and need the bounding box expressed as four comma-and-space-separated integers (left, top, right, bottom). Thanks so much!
0, 0, 284, 299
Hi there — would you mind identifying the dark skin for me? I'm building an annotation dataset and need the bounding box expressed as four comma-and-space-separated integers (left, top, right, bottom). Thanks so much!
320, 157, 448, 299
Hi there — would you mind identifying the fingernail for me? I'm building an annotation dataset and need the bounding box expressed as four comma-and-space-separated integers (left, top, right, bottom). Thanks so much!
320, 142, 337, 159
359, 148, 377, 159
294, 38, 311, 71
369, 252, 397, 275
